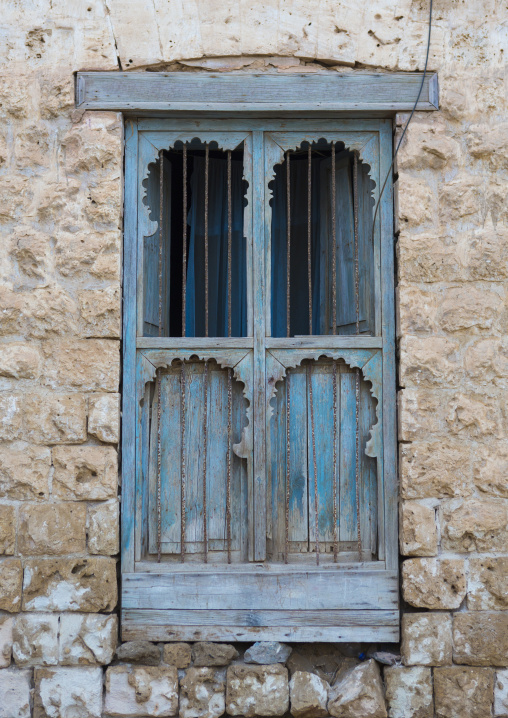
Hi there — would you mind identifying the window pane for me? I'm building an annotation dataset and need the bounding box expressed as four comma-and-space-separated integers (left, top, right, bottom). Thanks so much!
142, 143, 248, 337
270, 143, 375, 337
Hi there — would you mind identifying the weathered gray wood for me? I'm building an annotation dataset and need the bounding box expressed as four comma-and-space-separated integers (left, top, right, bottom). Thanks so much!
122, 569, 398, 611
122, 612, 399, 643
138, 337, 254, 349
76, 72, 439, 112
123, 608, 398, 627
266, 336, 383, 349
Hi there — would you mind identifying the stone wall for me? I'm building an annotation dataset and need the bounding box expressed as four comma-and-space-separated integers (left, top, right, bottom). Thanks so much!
0, 0, 507, 716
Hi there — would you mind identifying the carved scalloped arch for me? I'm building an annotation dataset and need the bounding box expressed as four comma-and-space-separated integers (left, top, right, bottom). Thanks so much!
266, 349, 382, 461
265, 132, 378, 210
139, 131, 250, 243
139, 349, 253, 460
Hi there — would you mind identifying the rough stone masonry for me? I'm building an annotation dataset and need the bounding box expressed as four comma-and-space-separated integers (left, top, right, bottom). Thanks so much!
0, 0, 507, 716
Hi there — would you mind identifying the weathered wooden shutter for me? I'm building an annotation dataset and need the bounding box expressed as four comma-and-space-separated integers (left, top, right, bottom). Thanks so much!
122, 119, 398, 642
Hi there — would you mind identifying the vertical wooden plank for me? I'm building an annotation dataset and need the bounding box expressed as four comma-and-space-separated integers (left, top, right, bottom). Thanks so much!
339, 368, 357, 543
253, 129, 266, 561
136, 377, 151, 562
184, 363, 205, 548
307, 364, 334, 546
288, 367, 309, 547
380, 119, 396, 569
149, 370, 182, 552
207, 366, 228, 549
232, 373, 248, 561
122, 119, 138, 574
360, 375, 377, 557
243, 135, 254, 338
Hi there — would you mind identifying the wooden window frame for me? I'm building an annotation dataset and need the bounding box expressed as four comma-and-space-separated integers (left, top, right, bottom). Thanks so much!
76, 71, 439, 643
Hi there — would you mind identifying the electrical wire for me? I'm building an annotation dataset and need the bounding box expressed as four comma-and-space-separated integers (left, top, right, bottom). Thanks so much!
371, 0, 433, 241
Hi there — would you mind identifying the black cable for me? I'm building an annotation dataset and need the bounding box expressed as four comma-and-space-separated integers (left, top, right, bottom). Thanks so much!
371, 0, 433, 241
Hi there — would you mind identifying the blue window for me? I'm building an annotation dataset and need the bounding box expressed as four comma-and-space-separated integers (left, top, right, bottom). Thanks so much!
122, 118, 398, 642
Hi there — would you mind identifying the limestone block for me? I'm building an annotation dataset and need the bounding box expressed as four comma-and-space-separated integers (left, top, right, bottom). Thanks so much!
465, 223, 508, 281
0, 505, 15, 555
397, 232, 463, 284
397, 389, 445, 442
193, 642, 238, 667
52, 445, 118, 499
473, 443, 508, 497
327, 660, 387, 718
434, 667, 494, 718
88, 393, 120, 443
0, 395, 23, 440
163, 642, 191, 668
60, 114, 122, 176
447, 391, 504, 440
453, 613, 508, 666
18, 503, 86, 555
0, 668, 31, 718
23, 394, 87, 444
494, 669, 508, 717
399, 502, 438, 556
104, 665, 179, 717
439, 175, 483, 225
245, 642, 292, 664
59, 613, 118, 665
226, 664, 289, 717
384, 666, 433, 718
14, 125, 51, 171
290, 670, 329, 718
468, 558, 508, 610
399, 336, 462, 387
116, 641, 160, 666
397, 175, 434, 229
0, 616, 14, 667
0, 175, 33, 225
0, 285, 79, 340
55, 229, 120, 281
79, 287, 121, 338
38, 74, 75, 119
0, 558, 22, 612
180, 667, 226, 718
12, 613, 59, 666
84, 180, 122, 228
34, 666, 103, 718
440, 498, 508, 552
402, 558, 466, 609
397, 285, 439, 335
397, 120, 460, 171
464, 339, 508, 387
400, 439, 473, 499
22, 557, 117, 612
0, 443, 51, 500
88, 500, 119, 555
467, 123, 508, 170
36, 179, 81, 225
42, 340, 120, 392
0, 342, 42, 379
401, 613, 452, 666
438, 285, 503, 333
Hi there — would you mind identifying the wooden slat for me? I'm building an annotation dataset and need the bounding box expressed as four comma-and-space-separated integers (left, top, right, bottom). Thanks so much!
122, 611, 399, 643
138, 337, 254, 349
252, 129, 266, 561
123, 608, 398, 627
121, 119, 138, 573
76, 72, 439, 112
266, 336, 382, 349
122, 569, 398, 610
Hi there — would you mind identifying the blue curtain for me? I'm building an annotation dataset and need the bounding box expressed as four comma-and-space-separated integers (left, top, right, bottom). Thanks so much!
271, 159, 322, 338
186, 156, 247, 337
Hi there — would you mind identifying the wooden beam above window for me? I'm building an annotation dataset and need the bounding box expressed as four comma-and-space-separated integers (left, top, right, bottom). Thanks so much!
75, 71, 439, 113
